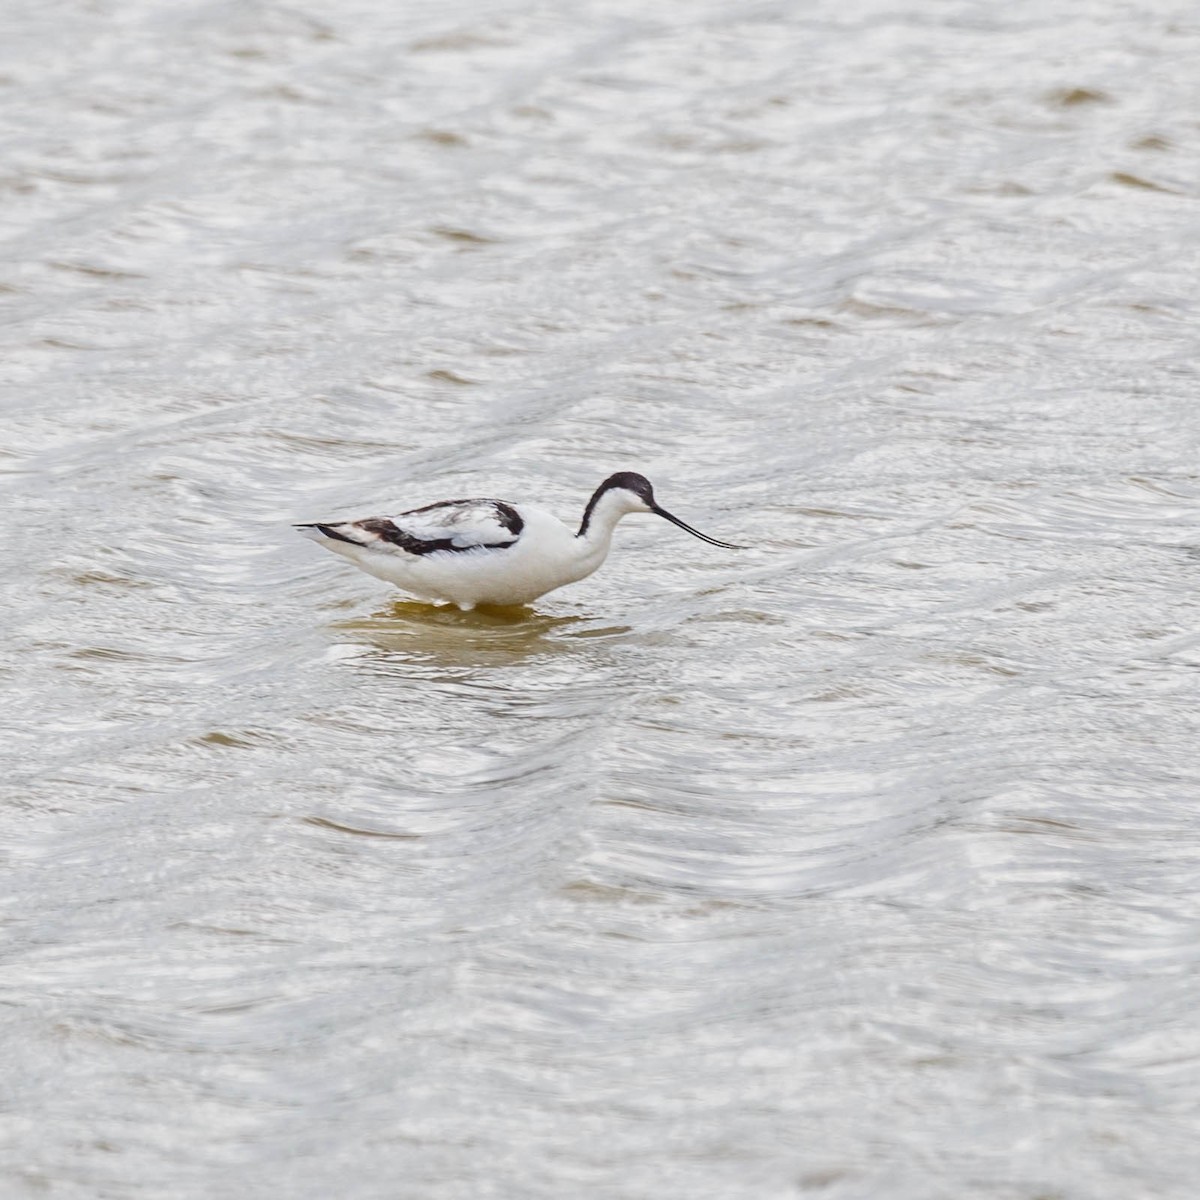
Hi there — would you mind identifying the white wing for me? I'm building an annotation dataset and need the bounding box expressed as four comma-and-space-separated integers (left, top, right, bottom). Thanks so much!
299, 499, 524, 556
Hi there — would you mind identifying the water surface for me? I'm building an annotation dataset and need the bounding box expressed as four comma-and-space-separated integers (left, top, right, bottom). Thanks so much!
3, 0, 1200, 1196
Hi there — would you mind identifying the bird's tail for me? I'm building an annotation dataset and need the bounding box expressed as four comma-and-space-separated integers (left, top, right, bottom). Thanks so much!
294, 522, 367, 546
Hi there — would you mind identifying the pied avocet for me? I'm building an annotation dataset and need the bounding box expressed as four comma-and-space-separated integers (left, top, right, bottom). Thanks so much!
296, 471, 741, 609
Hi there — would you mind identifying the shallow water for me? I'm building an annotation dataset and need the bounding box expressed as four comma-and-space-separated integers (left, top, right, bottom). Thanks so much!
4, 0, 1200, 1196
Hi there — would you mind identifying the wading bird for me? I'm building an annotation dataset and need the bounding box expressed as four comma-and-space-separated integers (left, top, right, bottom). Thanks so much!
296, 471, 741, 610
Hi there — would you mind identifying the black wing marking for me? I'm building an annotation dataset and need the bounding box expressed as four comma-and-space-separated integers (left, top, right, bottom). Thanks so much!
406, 498, 524, 536
298, 499, 524, 556
355, 517, 474, 555
307, 523, 361, 546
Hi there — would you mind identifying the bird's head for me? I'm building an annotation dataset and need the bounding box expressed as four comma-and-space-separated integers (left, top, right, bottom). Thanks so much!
586, 471, 743, 548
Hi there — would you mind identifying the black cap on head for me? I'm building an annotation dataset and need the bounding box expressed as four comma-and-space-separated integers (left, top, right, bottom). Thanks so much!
578, 471, 655, 535
598, 471, 655, 502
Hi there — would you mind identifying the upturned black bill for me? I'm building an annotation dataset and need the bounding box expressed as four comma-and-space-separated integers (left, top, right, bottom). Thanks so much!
651, 504, 743, 549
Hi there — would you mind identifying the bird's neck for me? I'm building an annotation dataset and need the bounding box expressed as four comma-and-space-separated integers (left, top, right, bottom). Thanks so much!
573, 484, 638, 547
566, 487, 643, 580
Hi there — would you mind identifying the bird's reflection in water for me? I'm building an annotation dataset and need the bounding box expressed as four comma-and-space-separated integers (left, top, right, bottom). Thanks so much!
333, 599, 630, 669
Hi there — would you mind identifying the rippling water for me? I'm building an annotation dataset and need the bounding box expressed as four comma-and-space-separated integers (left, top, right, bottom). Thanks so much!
4, 0, 1200, 1196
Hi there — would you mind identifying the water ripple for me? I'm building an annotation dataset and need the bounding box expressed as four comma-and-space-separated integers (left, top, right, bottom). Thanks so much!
4, 0, 1200, 1197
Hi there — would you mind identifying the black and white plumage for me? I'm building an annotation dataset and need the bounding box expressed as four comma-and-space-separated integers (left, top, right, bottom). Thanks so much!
296, 471, 741, 610
310, 499, 525, 557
